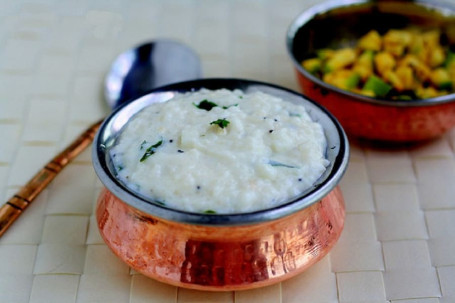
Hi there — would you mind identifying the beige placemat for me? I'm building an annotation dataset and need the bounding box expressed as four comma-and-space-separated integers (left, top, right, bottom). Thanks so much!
1, 0, 454, 302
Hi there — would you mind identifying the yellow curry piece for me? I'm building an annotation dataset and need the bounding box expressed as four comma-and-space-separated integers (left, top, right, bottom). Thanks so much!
302, 28, 455, 100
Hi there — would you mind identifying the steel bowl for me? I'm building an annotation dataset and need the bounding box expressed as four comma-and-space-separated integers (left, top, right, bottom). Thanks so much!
287, 0, 455, 143
92, 78, 349, 291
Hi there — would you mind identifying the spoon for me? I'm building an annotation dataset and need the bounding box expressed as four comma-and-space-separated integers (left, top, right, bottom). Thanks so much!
105, 39, 202, 109
0, 39, 202, 237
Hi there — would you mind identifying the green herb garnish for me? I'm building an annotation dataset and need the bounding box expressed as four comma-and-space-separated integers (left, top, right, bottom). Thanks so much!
194, 100, 238, 111
222, 104, 238, 109
268, 160, 298, 168
204, 210, 217, 214
140, 140, 147, 149
140, 140, 163, 162
210, 118, 230, 129
194, 99, 218, 111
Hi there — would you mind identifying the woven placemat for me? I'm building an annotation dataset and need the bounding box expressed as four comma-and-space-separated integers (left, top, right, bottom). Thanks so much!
1, 0, 454, 302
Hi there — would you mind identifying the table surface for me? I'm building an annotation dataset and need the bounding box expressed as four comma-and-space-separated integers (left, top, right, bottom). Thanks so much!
1, 0, 455, 302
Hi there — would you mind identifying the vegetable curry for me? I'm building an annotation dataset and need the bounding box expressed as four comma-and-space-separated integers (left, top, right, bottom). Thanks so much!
302, 28, 455, 100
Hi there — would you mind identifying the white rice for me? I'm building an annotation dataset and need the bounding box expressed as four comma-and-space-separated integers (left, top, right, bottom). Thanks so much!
111, 88, 329, 214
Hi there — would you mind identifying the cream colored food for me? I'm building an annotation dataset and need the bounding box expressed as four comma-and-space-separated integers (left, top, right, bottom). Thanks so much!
111, 89, 328, 214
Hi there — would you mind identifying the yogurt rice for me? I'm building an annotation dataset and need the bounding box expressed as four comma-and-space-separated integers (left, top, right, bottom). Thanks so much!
111, 88, 329, 214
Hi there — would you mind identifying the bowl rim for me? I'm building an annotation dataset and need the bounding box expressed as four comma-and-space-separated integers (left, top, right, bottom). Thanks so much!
92, 78, 350, 226
286, 0, 455, 107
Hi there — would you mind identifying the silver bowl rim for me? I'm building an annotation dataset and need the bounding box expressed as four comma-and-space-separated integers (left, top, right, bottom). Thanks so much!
92, 78, 350, 226
286, 0, 455, 108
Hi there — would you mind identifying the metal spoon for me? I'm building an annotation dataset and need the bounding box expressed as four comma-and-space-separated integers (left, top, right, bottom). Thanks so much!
0, 39, 202, 237
105, 39, 202, 109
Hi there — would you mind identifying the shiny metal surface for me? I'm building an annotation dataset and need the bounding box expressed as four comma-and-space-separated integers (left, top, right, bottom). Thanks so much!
286, 0, 455, 142
92, 78, 349, 290
96, 186, 345, 291
105, 39, 202, 109
93, 78, 350, 225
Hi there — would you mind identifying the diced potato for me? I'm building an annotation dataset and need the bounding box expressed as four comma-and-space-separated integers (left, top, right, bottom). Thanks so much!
415, 48, 430, 66
422, 30, 441, 48
353, 64, 373, 81
431, 68, 452, 90
357, 50, 375, 68
358, 30, 382, 51
357, 89, 376, 97
383, 29, 413, 57
416, 86, 447, 99
400, 54, 432, 82
386, 30, 413, 45
322, 71, 336, 85
395, 66, 415, 90
409, 32, 424, 55
429, 46, 446, 68
353, 50, 375, 80
399, 54, 419, 66
324, 48, 357, 73
302, 58, 322, 74
384, 70, 404, 91
420, 31, 442, 67
323, 69, 360, 90
374, 52, 396, 76
323, 70, 360, 90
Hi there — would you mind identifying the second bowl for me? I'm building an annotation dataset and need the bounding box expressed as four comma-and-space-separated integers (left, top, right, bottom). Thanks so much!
287, 0, 455, 143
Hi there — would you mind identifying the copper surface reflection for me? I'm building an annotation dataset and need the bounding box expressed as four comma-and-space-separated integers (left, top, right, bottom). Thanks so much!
96, 186, 345, 291
296, 70, 455, 142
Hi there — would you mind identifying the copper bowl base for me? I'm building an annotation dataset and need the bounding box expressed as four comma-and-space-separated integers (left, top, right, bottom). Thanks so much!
96, 187, 345, 291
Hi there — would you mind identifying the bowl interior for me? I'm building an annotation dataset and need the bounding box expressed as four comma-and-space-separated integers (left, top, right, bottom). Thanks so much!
92, 78, 349, 226
289, 0, 455, 63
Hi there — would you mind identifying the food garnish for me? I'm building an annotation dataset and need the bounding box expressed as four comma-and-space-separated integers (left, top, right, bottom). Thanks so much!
194, 100, 238, 111
210, 118, 230, 129
194, 99, 218, 111
140, 140, 163, 162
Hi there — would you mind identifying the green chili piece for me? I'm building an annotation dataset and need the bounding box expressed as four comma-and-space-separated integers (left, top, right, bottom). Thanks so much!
210, 118, 230, 129
140, 140, 163, 162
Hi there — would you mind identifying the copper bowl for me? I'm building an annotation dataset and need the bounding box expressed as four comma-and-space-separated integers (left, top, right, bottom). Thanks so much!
287, 0, 455, 143
92, 78, 349, 291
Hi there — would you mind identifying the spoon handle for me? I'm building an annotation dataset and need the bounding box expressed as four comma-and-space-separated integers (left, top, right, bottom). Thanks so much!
0, 119, 103, 238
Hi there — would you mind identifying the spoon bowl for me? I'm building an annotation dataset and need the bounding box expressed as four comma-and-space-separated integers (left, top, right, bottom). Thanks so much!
105, 39, 202, 109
